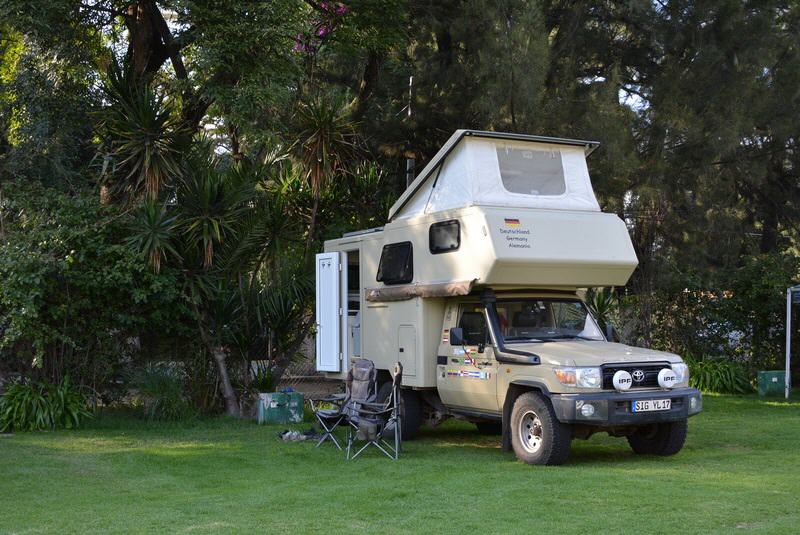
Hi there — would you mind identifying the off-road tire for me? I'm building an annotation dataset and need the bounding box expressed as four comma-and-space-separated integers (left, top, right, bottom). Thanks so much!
475, 421, 502, 435
510, 392, 572, 465
627, 419, 688, 456
377, 382, 422, 440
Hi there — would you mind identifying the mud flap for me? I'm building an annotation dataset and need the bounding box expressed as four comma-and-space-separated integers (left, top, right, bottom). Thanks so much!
501, 392, 514, 452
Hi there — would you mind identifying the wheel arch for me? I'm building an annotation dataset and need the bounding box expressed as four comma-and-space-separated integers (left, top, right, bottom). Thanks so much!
501, 381, 552, 452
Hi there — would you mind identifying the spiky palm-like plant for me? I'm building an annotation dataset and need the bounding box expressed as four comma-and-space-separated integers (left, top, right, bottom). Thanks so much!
292, 93, 358, 257
97, 59, 188, 204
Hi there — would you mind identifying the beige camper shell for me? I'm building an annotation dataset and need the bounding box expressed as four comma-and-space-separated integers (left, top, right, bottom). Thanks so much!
316, 130, 637, 384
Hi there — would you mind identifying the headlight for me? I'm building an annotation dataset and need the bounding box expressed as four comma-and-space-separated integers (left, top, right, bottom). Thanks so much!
671, 362, 689, 387
554, 367, 602, 389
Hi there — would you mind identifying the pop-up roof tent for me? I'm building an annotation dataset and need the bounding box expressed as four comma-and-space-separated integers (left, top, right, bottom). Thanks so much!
389, 130, 602, 221
327, 129, 639, 295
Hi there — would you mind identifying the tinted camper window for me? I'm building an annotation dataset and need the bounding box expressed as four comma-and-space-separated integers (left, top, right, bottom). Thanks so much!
429, 220, 460, 254
497, 146, 566, 196
376, 242, 413, 284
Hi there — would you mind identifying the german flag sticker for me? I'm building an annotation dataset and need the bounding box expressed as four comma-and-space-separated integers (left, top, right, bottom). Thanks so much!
504, 218, 521, 227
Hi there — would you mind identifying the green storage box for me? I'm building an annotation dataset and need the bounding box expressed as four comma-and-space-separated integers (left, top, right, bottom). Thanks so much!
287, 392, 305, 423
757, 370, 786, 397
257, 392, 289, 424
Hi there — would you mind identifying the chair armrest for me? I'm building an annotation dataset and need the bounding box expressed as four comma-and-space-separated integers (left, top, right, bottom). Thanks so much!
356, 401, 386, 411
309, 393, 347, 411
354, 404, 393, 417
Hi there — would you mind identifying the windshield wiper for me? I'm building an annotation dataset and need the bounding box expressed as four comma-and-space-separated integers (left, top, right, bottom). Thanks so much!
538, 334, 600, 341
502, 336, 545, 343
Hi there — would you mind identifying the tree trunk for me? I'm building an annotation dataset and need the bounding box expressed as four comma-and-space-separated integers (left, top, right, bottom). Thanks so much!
212, 347, 240, 417
194, 308, 240, 417
125, 1, 169, 80
350, 52, 382, 121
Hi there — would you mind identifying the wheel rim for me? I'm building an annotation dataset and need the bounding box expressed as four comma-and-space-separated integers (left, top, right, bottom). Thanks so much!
519, 410, 543, 453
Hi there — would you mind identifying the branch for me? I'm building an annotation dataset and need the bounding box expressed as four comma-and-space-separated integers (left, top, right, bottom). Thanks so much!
147, 2, 188, 80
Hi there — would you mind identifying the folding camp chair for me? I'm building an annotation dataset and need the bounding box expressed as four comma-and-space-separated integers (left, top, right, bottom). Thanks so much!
347, 362, 403, 460
310, 358, 377, 450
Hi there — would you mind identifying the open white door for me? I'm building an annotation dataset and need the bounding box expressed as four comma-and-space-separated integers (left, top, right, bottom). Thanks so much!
315, 252, 346, 372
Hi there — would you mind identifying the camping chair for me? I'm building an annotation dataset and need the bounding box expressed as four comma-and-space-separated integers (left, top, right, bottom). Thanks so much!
310, 358, 377, 450
347, 362, 403, 460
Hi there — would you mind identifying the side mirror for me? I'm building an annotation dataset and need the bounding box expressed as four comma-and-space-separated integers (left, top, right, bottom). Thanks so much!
450, 327, 464, 346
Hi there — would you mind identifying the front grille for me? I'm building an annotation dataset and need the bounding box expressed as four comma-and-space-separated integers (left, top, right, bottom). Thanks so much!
602, 362, 671, 390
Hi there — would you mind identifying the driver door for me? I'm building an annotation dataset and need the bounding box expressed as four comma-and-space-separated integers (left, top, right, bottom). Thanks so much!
436, 304, 499, 412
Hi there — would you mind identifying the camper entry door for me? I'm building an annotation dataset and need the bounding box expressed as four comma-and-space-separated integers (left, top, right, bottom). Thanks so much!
437, 304, 499, 411
315, 251, 347, 372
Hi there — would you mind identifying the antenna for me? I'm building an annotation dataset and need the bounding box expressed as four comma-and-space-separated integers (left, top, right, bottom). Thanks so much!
405, 75, 415, 188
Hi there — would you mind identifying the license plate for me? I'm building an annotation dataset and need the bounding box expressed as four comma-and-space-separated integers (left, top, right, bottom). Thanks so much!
632, 399, 671, 412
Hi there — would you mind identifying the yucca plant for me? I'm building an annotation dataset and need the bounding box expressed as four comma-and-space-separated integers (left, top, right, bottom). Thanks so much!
97, 58, 188, 204
251, 362, 274, 393
126, 199, 180, 273
585, 287, 618, 334
292, 92, 359, 257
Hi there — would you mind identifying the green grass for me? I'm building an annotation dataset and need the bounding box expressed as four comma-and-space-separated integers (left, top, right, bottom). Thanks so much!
1, 396, 799, 534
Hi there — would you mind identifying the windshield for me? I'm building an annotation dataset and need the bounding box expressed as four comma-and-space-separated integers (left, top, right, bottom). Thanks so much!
493, 298, 604, 343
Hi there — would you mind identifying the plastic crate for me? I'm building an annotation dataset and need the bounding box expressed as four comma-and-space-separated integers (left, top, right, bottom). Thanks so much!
257, 392, 289, 424
757, 370, 786, 397
286, 392, 305, 423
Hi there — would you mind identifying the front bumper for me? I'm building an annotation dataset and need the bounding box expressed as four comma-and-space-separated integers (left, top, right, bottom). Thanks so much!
550, 387, 702, 425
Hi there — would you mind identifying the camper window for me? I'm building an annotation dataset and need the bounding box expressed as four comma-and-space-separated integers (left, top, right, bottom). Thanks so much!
496, 145, 566, 196
376, 241, 413, 285
429, 220, 460, 254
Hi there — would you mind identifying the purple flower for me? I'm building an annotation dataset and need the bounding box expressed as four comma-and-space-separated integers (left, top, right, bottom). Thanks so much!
316, 24, 330, 37
334, 4, 348, 15
293, 33, 308, 52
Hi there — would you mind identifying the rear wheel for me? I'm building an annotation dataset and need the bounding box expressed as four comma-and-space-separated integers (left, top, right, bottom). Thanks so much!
627, 420, 688, 456
377, 382, 422, 440
510, 392, 571, 465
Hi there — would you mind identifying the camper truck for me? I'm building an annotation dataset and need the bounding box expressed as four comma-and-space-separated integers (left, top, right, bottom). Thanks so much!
315, 130, 702, 465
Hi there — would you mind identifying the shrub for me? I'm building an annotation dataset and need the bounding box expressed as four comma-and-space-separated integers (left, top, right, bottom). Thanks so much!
0, 181, 192, 394
0, 377, 91, 432
251, 362, 274, 393
621, 253, 799, 370
133, 364, 191, 421
685, 355, 752, 394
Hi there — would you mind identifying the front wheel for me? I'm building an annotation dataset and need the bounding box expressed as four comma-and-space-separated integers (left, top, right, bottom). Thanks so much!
510, 392, 572, 465
627, 419, 688, 456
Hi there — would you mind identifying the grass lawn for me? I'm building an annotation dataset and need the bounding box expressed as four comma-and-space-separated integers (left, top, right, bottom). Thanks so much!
1, 395, 799, 534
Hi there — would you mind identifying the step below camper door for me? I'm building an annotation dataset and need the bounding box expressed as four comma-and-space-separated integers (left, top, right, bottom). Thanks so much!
315, 252, 347, 372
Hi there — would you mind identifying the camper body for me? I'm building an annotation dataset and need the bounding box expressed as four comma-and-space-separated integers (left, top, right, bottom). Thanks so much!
315, 130, 702, 464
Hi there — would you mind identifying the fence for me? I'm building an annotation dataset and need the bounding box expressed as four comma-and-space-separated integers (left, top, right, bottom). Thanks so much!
275, 356, 343, 398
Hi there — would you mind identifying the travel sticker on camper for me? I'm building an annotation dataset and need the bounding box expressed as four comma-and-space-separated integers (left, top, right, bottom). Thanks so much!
447, 370, 491, 380
499, 217, 531, 249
